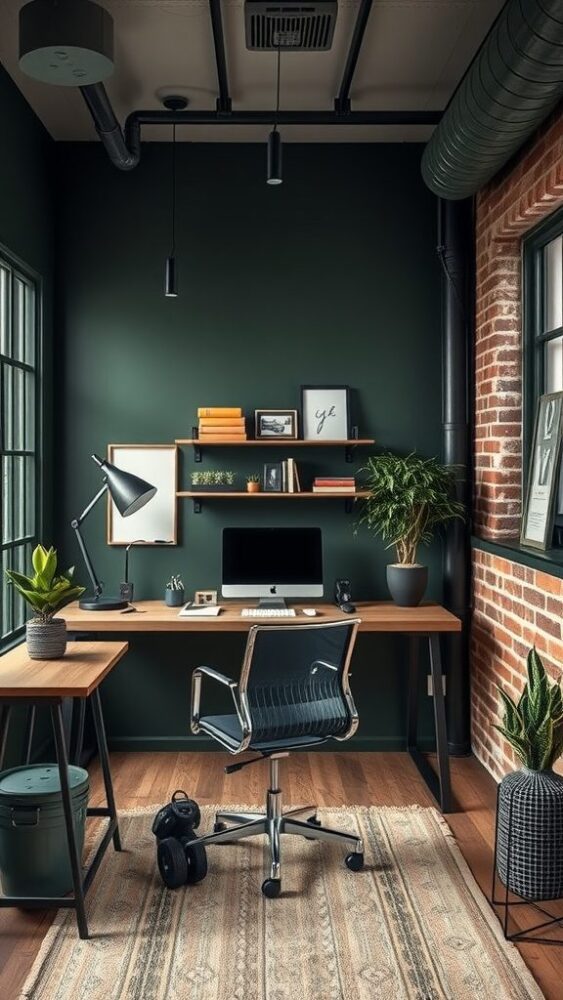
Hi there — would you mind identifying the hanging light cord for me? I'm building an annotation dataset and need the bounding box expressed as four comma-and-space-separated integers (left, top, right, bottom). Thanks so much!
273, 46, 280, 133
170, 122, 176, 257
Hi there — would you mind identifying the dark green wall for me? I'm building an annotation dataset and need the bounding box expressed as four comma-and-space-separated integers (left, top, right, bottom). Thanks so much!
55, 140, 442, 750
0, 61, 54, 764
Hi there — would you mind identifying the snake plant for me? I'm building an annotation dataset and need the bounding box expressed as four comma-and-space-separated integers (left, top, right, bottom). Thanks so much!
5, 544, 85, 624
495, 647, 563, 771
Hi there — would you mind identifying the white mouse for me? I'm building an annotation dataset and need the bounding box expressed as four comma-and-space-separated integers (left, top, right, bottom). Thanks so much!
302, 608, 318, 617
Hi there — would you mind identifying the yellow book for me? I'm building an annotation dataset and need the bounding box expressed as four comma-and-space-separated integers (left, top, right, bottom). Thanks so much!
197, 407, 243, 418
198, 434, 248, 443
198, 428, 247, 436
199, 417, 246, 427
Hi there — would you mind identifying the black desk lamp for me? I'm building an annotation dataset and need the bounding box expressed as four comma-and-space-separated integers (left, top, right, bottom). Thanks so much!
71, 454, 157, 610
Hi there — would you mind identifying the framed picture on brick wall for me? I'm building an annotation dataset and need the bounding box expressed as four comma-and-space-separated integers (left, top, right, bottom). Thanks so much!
521, 392, 563, 549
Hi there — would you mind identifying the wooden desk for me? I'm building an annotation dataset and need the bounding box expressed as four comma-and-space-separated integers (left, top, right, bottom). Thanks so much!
0, 641, 128, 938
62, 601, 460, 813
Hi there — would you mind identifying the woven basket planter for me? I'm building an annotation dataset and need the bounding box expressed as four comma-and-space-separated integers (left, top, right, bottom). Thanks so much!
496, 768, 563, 901
26, 618, 67, 660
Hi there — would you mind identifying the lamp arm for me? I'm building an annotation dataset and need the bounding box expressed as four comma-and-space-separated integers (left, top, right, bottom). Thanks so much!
70, 483, 109, 598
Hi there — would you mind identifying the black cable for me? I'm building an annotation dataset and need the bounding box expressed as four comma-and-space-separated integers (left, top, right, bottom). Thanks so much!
171, 122, 176, 257
273, 46, 280, 133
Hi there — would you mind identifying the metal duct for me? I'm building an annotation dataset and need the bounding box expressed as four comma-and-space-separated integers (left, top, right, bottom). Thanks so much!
80, 83, 140, 170
422, 0, 563, 201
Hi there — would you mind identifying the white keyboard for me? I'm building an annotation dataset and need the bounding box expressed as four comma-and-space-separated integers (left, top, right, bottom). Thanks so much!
240, 608, 296, 618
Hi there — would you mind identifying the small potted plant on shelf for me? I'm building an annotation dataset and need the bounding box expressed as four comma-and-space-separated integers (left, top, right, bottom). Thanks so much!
5, 545, 85, 659
190, 470, 235, 492
357, 452, 464, 606
495, 647, 563, 901
165, 575, 185, 607
247, 474, 261, 494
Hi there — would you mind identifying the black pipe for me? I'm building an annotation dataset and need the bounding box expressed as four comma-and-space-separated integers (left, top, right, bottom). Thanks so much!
209, 0, 231, 113
125, 108, 440, 127
439, 197, 472, 756
335, 0, 373, 112
80, 83, 140, 170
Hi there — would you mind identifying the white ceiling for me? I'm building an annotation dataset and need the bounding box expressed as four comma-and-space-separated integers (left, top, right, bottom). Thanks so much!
0, 0, 505, 142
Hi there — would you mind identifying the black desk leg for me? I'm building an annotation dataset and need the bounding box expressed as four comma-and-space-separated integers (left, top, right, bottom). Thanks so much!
23, 705, 36, 764
407, 634, 453, 814
51, 704, 89, 939
73, 698, 86, 766
91, 688, 121, 852
0, 705, 11, 770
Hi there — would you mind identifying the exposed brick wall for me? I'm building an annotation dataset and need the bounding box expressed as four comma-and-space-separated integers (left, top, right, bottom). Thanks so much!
472, 107, 563, 780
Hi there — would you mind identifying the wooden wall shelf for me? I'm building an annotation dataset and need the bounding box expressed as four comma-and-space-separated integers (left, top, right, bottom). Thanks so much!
177, 490, 369, 514
175, 437, 375, 463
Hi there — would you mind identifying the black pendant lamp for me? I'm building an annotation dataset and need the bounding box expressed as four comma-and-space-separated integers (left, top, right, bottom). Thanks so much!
163, 96, 187, 297
267, 47, 282, 185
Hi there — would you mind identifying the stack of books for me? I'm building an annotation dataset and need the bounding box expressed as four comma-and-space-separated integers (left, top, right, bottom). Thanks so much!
312, 476, 356, 494
281, 459, 301, 493
197, 407, 247, 442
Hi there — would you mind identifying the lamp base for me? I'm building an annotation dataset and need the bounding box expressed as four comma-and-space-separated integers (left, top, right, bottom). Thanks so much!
79, 595, 128, 611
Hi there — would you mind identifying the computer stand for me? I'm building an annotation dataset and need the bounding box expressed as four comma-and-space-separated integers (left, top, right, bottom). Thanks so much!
258, 597, 288, 610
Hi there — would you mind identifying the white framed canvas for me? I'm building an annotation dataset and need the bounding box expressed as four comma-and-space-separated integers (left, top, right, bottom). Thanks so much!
300, 385, 350, 440
107, 444, 178, 545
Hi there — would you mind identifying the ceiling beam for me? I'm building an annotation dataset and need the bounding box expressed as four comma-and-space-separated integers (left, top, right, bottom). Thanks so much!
335, 0, 373, 114
209, 0, 232, 113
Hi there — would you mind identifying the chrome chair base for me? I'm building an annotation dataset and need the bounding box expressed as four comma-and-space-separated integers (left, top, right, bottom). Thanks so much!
190, 758, 364, 889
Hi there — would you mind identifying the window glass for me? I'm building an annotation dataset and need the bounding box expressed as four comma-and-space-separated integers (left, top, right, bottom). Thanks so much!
545, 235, 563, 333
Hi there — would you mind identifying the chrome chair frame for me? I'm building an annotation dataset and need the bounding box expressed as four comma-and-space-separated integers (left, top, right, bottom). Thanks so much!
190, 620, 363, 888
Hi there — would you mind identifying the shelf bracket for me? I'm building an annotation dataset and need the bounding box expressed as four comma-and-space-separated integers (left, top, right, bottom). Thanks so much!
192, 426, 202, 463
345, 426, 360, 463
193, 498, 202, 514
345, 498, 354, 514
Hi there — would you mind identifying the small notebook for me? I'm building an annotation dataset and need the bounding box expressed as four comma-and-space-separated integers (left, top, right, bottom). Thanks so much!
178, 604, 222, 617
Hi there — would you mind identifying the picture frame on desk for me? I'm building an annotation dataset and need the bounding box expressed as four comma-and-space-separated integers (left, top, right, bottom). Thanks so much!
300, 385, 351, 440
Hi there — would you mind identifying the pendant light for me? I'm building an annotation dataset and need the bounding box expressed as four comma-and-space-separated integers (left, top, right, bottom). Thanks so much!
163, 96, 187, 297
267, 47, 282, 185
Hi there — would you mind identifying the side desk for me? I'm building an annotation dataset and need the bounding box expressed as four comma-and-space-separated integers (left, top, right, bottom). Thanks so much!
62, 601, 461, 812
0, 641, 128, 938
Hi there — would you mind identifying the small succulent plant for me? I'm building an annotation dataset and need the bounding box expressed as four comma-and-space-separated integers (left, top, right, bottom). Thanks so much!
495, 647, 563, 771
247, 474, 261, 483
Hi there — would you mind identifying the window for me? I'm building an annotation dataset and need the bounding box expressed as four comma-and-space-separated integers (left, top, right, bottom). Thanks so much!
0, 249, 41, 648
524, 209, 563, 441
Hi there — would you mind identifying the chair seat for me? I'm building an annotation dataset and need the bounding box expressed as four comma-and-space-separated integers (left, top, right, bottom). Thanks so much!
198, 714, 329, 752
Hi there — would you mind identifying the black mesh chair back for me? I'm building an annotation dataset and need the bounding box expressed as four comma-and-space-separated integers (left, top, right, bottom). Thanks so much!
241, 621, 359, 746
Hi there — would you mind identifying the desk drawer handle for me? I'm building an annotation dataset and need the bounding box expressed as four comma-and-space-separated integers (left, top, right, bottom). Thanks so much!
11, 807, 40, 828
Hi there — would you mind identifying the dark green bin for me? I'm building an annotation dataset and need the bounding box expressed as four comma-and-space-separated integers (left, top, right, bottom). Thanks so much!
0, 764, 89, 897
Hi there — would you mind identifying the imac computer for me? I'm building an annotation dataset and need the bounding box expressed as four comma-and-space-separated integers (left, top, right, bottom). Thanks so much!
222, 527, 323, 608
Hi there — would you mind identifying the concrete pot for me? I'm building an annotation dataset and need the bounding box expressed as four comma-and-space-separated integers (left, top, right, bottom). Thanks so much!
165, 589, 185, 607
26, 618, 67, 660
386, 564, 428, 607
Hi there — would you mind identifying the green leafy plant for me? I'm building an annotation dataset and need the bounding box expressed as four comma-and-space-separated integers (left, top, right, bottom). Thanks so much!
495, 647, 563, 771
5, 545, 85, 624
356, 452, 464, 564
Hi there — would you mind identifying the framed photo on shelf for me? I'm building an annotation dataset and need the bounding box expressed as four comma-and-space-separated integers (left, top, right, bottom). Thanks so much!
521, 391, 563, 550
300, 385, 350, 440
107, 444, 177, 545
255, 409, 298, 440
263, 462, 283, 492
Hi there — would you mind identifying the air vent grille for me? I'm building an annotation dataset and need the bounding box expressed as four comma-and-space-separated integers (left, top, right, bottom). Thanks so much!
245, 2, 337, 51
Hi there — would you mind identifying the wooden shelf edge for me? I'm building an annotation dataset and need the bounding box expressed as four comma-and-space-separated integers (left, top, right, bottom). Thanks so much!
177, 491, 369, 499
174, 439, 375, 447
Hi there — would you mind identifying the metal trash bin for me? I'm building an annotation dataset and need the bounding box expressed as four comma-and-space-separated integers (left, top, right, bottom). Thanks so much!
0, 764, 89, 897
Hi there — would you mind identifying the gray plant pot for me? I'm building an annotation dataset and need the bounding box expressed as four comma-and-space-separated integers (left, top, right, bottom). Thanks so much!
386, 564, 428, 607
26, 618, 67, 660
165, 589, 185, 608
496, 768, 563, 900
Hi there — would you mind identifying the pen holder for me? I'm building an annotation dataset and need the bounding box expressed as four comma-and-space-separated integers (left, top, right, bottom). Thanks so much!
165, 588, 185, 607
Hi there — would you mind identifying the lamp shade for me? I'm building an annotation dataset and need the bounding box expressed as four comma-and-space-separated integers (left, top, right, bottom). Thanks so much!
92, 454, 157, 516
267, 129, 282, 185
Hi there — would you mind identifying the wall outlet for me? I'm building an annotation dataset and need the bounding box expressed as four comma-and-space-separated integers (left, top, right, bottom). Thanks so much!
427, 674, 446, 696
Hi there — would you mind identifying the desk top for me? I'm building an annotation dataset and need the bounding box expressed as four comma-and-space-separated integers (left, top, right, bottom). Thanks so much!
61, 600, 461, 634
0, 641, 129, 698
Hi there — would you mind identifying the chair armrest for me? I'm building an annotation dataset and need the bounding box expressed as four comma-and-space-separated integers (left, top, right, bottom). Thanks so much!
191, 666, 251, 750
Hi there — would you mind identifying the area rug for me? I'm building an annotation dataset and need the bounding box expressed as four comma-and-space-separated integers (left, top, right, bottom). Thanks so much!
19, 805, 543, 1000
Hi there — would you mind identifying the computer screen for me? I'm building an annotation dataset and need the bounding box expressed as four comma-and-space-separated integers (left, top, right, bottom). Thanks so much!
222, 527, 323, 600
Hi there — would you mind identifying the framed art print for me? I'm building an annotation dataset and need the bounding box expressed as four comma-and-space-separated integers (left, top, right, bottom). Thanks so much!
255, 409, 298, 440
300, 385, 350, 440
521, 392, 563, 549
107, 444, 178, 545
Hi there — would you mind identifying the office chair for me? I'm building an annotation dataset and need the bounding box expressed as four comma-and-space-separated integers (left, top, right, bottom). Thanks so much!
189, 619, 364, 897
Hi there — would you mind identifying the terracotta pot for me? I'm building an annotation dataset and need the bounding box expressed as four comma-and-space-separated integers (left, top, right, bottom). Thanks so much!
247, 482, 261, 493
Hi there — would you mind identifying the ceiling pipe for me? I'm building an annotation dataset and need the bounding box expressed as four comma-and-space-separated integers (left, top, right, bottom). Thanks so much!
209, 0, 232, 113
80, 82, 140, 169
422, 0, 563, 201
335, 0, 373, 113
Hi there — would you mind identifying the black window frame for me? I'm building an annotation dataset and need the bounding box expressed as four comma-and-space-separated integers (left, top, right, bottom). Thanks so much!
0, 243, 43, 651
523, 206, 563, 486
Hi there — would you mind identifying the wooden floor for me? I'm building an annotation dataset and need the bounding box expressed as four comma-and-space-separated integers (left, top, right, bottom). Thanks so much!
1, 751, 562, 999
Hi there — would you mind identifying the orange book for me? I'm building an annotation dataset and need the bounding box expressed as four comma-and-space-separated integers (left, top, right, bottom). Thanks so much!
198, 426, 247, 436
199, 417, 246, 427
198, 434, 248, 443
197, 407, 243, 418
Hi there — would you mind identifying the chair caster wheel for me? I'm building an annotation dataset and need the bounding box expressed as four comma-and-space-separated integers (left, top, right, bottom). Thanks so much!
305, 815, 322, 839
345, 852, 364, 872
213, 821, 227, 833
261, 878, 281, 898
158, 837, 188, 889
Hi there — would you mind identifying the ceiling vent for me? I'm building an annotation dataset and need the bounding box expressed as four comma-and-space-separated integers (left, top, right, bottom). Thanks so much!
245, 1, 337, 51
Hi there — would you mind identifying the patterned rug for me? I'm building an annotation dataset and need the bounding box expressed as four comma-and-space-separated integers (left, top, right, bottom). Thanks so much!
19, 805, 543, 1000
